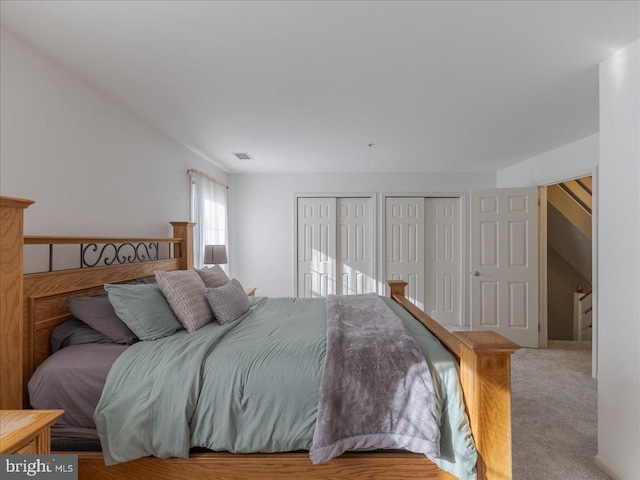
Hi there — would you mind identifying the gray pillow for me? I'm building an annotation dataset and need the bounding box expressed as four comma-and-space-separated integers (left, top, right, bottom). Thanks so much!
51, 319, 114, 353
206, 278, 250, 325
66, 294, 138, 344
105, 283, 183, 340
196, 265, 229, 288
155, 269, 212, 333
135, 276, 157, 284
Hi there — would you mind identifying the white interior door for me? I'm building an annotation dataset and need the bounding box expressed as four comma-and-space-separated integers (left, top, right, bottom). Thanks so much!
470, 188, 539, 348
385, 197, 425, 309
337, 198, 374, 294
424, 198, 461, 325
297, 198, 336, 298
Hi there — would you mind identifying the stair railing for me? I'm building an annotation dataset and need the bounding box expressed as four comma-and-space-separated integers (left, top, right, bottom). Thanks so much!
559, 181, 592, 215
573, 286, 593, 341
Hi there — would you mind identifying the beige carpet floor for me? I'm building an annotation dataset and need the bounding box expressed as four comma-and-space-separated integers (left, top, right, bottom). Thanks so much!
511, 341, 608, 480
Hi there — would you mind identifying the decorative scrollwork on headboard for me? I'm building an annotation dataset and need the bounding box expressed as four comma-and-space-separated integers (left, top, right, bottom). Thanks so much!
81, 242, 160, 268
22, 234, 184, 274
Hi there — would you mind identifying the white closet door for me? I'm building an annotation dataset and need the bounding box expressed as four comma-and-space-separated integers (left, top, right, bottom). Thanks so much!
337, 198, 374, 295
424, 198, 461, 325
385, 197, 425, 309
297, 198, 337, 298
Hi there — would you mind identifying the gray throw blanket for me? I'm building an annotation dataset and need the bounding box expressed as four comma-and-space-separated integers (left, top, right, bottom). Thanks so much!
310, 293, 440, 463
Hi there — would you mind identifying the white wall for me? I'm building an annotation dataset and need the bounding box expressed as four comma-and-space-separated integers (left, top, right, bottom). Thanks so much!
497, 133, 598, 187
0, 27, 227, 241
595, 39, 640, 480
496, 38, 640, 478
228, 172, 495, 324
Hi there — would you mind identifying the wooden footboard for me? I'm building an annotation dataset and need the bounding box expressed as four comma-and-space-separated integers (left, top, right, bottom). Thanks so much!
74, 452, 458, 480
388, 281, 520, 480
0, 197, 519, 480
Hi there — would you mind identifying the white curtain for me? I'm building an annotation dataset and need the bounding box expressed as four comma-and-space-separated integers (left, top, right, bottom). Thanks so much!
190, 170, 228, 270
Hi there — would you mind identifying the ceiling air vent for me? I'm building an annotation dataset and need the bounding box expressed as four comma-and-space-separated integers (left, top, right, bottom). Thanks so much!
233, 153, 253, 160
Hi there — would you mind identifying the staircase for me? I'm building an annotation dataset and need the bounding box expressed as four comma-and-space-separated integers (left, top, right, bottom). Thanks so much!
559, 178, 592, 215
574, 289, 593, 341
547, 177, 593, 340
548, 179, 592, 280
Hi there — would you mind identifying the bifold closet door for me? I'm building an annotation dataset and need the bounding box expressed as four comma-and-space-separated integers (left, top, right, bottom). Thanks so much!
385, 197, 425, 309
297, 197, 374, 298
337, 198, 374, 295
297, 198, 337, 298
385, 197, 462, 324
424, 198, 461, 325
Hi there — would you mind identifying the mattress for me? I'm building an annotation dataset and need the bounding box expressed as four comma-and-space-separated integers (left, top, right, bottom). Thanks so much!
28, 343, 129, 439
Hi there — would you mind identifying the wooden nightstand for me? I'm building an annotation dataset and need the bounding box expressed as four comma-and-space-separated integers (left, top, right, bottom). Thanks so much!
244, 287, 257, 297
0, 410, 63, 454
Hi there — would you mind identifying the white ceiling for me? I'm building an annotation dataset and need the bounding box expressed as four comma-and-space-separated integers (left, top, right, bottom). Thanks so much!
1, 1, 638, 174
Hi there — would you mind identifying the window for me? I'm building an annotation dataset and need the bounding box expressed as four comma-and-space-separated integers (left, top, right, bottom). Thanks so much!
188, 169, 228, 270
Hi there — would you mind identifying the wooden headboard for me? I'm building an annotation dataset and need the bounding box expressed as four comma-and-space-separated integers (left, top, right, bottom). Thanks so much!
0, 196, 195, 408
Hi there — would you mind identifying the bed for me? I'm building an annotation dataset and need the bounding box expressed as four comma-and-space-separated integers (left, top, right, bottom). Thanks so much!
0, 195, 520, 480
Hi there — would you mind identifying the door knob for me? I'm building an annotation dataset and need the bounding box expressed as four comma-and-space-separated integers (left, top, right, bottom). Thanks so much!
473, 271, 480, 276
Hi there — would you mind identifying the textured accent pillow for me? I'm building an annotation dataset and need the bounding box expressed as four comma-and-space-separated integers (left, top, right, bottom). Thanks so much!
206, 278, 250, 325
196, 265, 229, 288
155, 269, 212, 333
66, 294, 138, 344
105, 283, 183, 340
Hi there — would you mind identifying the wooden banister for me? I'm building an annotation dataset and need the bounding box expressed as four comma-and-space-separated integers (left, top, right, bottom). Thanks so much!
574, 290, 593, 341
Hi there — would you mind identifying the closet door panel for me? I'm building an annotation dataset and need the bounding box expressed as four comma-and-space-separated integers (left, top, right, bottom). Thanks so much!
297, 198, 337, 298
337, 198, 374, 295
297, 197, 373, 298
385, 197, 425, 309
424, 198, 461, 325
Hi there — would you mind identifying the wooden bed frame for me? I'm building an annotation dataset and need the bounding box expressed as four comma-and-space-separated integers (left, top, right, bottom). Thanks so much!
0, 196, 520, 480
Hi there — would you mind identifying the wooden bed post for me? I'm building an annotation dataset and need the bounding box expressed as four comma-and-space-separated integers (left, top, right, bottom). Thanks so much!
386, 280, 519, 480
0, 196, 34, 409
454, 332, 519, 480
170, 222, 195, 270
386, 280, 408, 299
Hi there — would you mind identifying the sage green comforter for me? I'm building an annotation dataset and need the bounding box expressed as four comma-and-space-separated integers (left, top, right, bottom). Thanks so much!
94, 296, 477, 479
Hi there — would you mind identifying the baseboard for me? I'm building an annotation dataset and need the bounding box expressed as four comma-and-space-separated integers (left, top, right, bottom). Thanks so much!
594, 455, 624, 480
